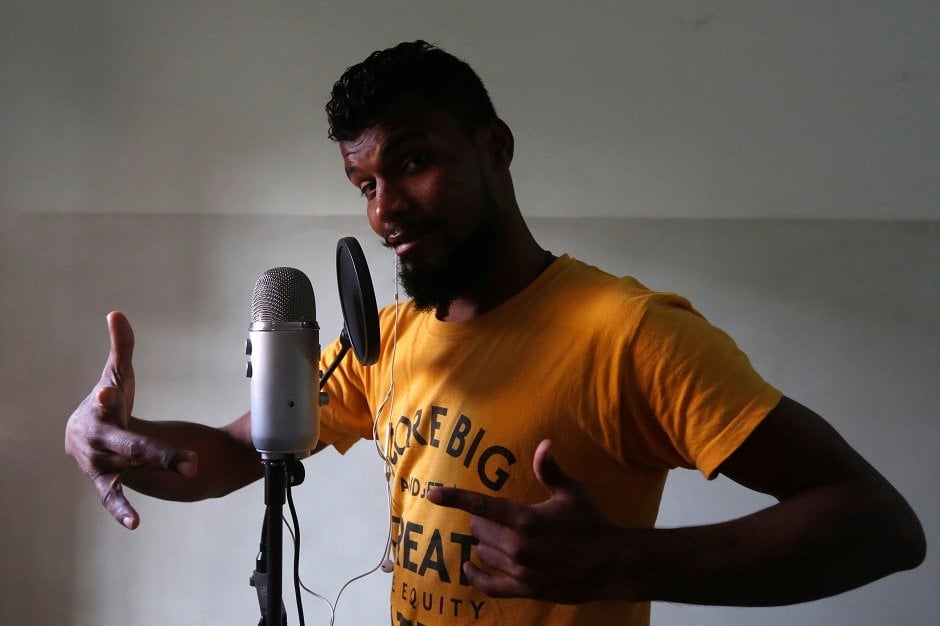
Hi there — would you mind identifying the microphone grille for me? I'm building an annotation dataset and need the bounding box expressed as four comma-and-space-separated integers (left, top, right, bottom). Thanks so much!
251, 267, 316, 323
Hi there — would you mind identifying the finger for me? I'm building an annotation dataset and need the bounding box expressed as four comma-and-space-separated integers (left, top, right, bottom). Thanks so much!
87, 404, 197, 475
463, 561, 530, 599
474, 540, 528, 579
427, 487, 522, 526
107, 310, 135, 369
532, 439, 582, 498
91, 471, 140, 530
101, 311, 136, 414
95, 385, 127, 426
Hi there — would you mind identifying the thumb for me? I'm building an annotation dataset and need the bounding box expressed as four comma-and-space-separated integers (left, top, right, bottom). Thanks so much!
533, 439, 582, 498
107, 311, 135, 370
102, 311, 136, 415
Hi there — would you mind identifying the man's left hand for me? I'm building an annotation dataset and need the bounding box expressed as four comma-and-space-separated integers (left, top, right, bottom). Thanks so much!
427, 439, 626, 603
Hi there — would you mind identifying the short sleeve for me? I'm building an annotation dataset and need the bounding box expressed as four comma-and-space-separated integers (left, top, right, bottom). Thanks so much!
626, 294, 782, 478
317, 337, 377, 453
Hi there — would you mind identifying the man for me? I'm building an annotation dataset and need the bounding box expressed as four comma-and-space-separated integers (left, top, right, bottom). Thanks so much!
65, 41, 925, 625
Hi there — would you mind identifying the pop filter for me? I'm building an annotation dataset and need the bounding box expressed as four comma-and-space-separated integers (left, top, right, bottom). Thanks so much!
336, 237, 380, 365
320, 237, 379, 388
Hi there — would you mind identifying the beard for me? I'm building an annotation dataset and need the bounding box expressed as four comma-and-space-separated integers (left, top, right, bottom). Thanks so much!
394, 195, 501, 315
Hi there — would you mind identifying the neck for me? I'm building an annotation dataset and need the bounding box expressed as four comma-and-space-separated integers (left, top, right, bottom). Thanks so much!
438, 228, 554, 323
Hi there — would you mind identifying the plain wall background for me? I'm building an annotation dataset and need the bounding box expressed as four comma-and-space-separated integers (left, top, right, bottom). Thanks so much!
1, 2, 937, 625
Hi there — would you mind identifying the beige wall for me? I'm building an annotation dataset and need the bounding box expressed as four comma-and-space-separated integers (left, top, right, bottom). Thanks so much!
2, 2, 937, 221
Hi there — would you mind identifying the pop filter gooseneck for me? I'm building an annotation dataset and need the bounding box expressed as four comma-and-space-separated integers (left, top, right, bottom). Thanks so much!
320, 237, 380, 388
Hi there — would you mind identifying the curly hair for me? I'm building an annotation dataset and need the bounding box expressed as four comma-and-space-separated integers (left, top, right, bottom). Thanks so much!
326, 40, 497, 141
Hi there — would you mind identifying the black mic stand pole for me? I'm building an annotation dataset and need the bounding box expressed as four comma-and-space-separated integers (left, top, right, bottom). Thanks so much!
251, 457, 289, 625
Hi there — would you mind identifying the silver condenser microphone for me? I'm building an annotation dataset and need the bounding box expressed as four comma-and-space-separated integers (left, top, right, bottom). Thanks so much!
246, 267, 320, 459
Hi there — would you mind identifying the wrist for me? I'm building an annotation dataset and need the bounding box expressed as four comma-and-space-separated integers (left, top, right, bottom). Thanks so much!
593, 525, 654, 604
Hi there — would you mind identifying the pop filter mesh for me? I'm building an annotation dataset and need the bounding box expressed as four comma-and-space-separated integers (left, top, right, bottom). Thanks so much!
251, 267, 316, 324
336, 237, 379, 365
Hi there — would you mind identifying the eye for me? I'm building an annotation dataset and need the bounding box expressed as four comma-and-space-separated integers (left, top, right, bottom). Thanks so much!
359, 181, 376, 200
404, 152, 431, 172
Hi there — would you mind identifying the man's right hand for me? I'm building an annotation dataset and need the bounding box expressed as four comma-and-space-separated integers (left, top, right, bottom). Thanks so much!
64, 311, 196, 529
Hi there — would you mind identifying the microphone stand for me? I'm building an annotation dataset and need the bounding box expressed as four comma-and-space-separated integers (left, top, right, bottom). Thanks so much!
251, 457, 304, 625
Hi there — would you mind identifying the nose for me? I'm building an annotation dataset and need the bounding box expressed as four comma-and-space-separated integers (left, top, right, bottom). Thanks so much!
372, 180, 409, 225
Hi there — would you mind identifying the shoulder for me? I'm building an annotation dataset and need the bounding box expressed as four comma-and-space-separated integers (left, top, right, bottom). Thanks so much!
550, 255, 702, 329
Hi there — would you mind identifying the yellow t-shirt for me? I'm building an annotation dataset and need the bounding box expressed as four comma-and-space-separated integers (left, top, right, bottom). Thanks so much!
319, 255, 781, 625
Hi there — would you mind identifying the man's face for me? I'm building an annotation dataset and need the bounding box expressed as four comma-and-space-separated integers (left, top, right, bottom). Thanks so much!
340, 95, 501, 312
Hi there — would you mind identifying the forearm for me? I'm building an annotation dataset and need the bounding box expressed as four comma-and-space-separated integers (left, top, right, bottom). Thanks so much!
123, 414, 264, 502
605, 477, 925, 606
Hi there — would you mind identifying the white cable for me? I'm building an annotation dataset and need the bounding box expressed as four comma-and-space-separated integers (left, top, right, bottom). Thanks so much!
293, 255, 402, 625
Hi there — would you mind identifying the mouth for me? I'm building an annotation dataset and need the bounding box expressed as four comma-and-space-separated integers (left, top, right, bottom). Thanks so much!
384, 224, 430, 257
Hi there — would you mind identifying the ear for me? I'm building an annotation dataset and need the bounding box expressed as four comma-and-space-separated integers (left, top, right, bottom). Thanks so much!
480, 118, 514, 171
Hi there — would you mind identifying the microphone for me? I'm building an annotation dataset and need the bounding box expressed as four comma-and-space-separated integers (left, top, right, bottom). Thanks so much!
246, 267, 320, 459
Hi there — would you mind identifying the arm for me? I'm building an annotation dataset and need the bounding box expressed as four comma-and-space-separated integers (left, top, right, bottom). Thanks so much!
428, 397, 925, 605
64, 312, 266, 529
608, 396, 926, 604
